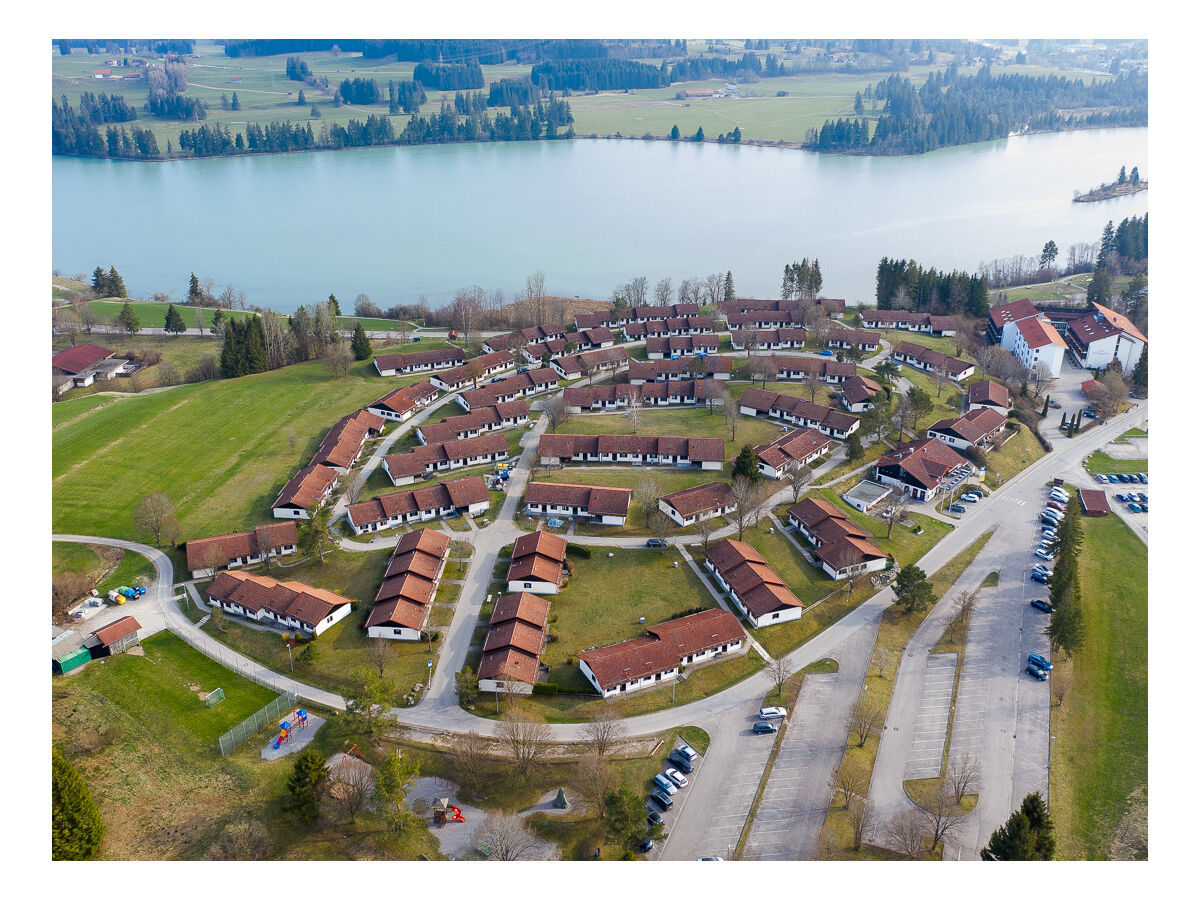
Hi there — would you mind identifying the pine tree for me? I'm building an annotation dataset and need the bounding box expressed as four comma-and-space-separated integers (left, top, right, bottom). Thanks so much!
244, 317, 269, 373
117, 300, 141, 334
297, 89, 305, 106
723, 271, 735, 303
845, 432, 864, 461
1117, 165, 1126, 185
220, 318, 243, 378
731, 444, 762, 482
893, 563, 934, 614
91, 266, 108, 296
52, 748, 105, 860
669, 124, 680, 140
285, 747, 328, 825
694, 125, 704, 141
210, 308, 227, 337
1041, 395, 1050, 417
1130, 166, 1140, 185
327, 294, 341, 316
187, 272, 202, 304
351, 320, 372, 360
231, 91, 240, 110
1130, 348, 1148, 396
1019, 791, 1055, 859
164, 303, 187, 335
107, 266, 126, 297
1060, 411, 1067, 429
981, 809, 1036, 860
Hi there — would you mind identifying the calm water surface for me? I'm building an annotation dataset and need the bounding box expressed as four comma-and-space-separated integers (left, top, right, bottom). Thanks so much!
52, 128, 1148, 310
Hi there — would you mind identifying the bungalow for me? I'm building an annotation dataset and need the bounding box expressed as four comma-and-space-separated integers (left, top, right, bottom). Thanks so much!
416, 401, 530, 444
825, 328, 881, 353
524, 482, 632, 526
578, 608, 744, 698
52, 343, 133, 390
367, 382, 440, 422
658, 481, 737, 527
382, 431, 510, 486
986, 298, 1041, 348
729, 327, 806, 352
562, 380, 722, 413
704, 539, 805, 628
786, 497, 888, 580
644, 334, 720, 359
717, 297, 802, 316
967, 380, 1011, 413
52, 343, 115, 375
890, 342, 975, 382
841, 479, 893, 514
625, 303, 699, 323
573, 311, 620, 331
521, 337, 573, 363
206, 571, 355, 637
478, 592, 552, 693
365, 528, 450, 640
872, 437, 971, 503
536, 434, 725, 470
345, 475, 490, 535
839, 375, 883, 413
753, 427, 834, 479
726, 310, 802, 330
84, 616, 142, 659
550, 346, 630, 381
310, 410, 383, 474
506, 530, 569, 595
623, 317, 715, 339
429, 350, 515, 392
1013, 316, 1067, 378
186, 521, 299, 579
1064, 303, 1146, 372
859, 310, 957, 336
575, 326, 616, 351
373, 347, 465, 377
739, 388, 860, 440
627, 355, 732, 384
763, 356, 857, 383
272, 464, 338, 519
457, 368, 558, 410
927, 407, 1008, 450
482, 323, 567, 354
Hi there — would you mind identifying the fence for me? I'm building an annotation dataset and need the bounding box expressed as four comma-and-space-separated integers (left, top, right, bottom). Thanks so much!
218, 690, 300, 757
168, 623, 295, 695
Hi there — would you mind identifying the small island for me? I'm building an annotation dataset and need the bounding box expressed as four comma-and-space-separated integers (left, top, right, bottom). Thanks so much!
1074, 165, 1146, 202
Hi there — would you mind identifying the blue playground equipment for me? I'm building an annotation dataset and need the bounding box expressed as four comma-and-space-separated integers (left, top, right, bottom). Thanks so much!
272, 708, 310, 750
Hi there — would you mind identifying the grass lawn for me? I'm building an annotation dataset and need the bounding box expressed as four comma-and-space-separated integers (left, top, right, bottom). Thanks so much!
52, 394, 119, 427
1050, 511, 1147, 859
1082, 450, 1147, 476
84, 300, 259, 331
876, 329, 964, 359
53, 333, 228, 392
52, 540, 156, 595
336, 316, 415, 332
1114, 427, 1148, 442
810, 442, 884, 487
895, 365, 967, 432
727, 378, 841, 408
988, 274, 1090, 305
53, 631, 439, 860
52, 356, 429, 541
982, 423, 1048, 487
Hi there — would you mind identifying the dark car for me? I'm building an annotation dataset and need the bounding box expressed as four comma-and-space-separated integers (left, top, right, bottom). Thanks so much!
1029, 652, 1052, 671
649, 791, 674, 811
646, 539, 667, 548
647, 811, 663, 827
1031, 572, 1049, 584
948, 504, 966, 514
667, 751, 694, 773
1031, 599, 1053, 613
753, 721, 779, 735
1118, 473, 1131, 483
637, 838, 655, 853
1026, 663, 1048, 681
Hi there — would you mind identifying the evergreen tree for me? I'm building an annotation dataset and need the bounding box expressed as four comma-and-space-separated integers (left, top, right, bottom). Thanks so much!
327, 294, 341, 316
845, 432, 864, 462
187, 272, 202, 304
694, 125, 704, 141
209, 308, 227, 337
1039, 240, 1058, 269
893, 563, 934, 614
52, 748, 105, 860
1117, 165, 1126, 184
724, 271, 735, 303
285, 747, 328, 825
1130, 347, 1148, 396
297, 89, 305, 106
351, 320, 372, 360
1087, 266, 1112, 305
981, 809, 1036, 860
164, 303, 187, 335
732, 444, 761, 482
1019, 791, 1055, 859
1130, 166, 1140, 185
1041, 395, 1050, 417
1098, 221, 1117, 264
244, 317, 269, 373
106, 266, 126, 297
220, 318, 243, 378
117, 300, 141, 334
231, 91, 240, 110
669, 124, 679, 140
1060, 411, 1067, 429
91, 266, 108, 296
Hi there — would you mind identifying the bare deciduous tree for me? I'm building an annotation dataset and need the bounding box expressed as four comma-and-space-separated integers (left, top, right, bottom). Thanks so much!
526, 272, 547, 326
647, 508, 674, 546
916, 782, 969, 849
832, 761, 868, 808
767, 656, 794, 698
328, 755, 375, 822
323, 339, 353, 378
653, 277, 673, 306
694, 514, 717, 550
945, 754, 980, 805
1028, 360, 1053, 398
848, 797, 876, 850
133, 492, 180, 546
633, 472, 662, 525
542, 394, 572, 433
881, 496, 911, 539
703, 273, 723, 305
572, 750, 617, 818
802, 370, 822, 404
783, 460, 813, 503
886, 809, 928, 859
850, 694, 884, 748
198, 541, 229, 577
748, 354, 776, 387
344, 468, 367, 505
1051, 670, 1071, 708
452, 286, 484, 344
368, 637, 395, 678
627, 275, 648, 307
723, 395, 740, 440
729, 475, 762, 541
582, 704, 626, 758
447, 731, 494, 800
497, 709, 552, 777
472, 812, 543, 861
285, 427, 297, 454
260, 310, 295, 370
626, 388, 643, 431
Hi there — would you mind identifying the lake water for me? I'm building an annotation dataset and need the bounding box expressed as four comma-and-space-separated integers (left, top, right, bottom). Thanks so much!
52, 128, 1148, 311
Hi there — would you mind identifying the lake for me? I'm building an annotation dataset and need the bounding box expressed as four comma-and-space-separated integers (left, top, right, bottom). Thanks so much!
52, 127, 1148, 311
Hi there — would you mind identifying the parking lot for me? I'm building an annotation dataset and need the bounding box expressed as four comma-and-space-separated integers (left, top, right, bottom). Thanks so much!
902, 653, 957, 780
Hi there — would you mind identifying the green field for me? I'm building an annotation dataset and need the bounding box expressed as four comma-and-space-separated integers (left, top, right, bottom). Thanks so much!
52, 356, 427, 541
1083, 451, 1147, 476
54, 333, 226, 392
1050, 510, 1147, 859
85, 300, 258, 330
981, 422, 1047, 486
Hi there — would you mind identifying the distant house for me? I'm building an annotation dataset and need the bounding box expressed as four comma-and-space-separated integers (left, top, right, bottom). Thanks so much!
562, 379, 722, 412
577, 608, 744, 697
927, 407, 1008, 450
726, 310, 803, 330
482, 323, 567, 355
839, 375, 883, 413
759, 356, 857, 384
84, 616, 142, 658
373, 347, 464, 377
729, 327, 806, 352
739, 388, 860, 440
872, 438, 971, 503
703, 539, 805, 627
536, 434, 724, 470
967, 380, 1011, 412
787, 498, 888, 580
272, 464, 338, 519
429, 350, 515, 392
367, 382, 439, 422
365, 529, 450, 640
644, 334, 720, 359
825, 328, 880, 353
658, 481, 737, 527
575, 326, 616, 351
206, 572, 354, 637
752, 427, 834, 479
52, 343, 132, 391
228, 75, 242, 83
382, 432, 509, 486
478, 592, 552, 693
627, 355, 732, 384
345, 475, 490, 535
859, 310, 956, 336
890, 341, 975, 382
506, 530, 569, 595
310, 410, 384, 474
416, 401, 529, 444
550, 346, 630, 381
456, 368, 558, 411
523, 482, 632, 526
623, 317, 715, 340
186, 521, 300, 579
93, 68, 112, 79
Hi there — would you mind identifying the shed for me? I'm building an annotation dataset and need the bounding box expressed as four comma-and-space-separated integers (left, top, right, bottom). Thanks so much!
1078, 489, 1111, 517
53, 631, 90, 674
84, 616, 142, 658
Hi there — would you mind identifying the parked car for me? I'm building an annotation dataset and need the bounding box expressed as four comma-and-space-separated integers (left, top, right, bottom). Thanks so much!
1042, 508, 1063, 520
646, 538, 667, 548
1031, 599, 1054, 613
637, 838, 655, 853
1045, 500, 1066, 512
753, 721, 779, 735
1042, 529, 1058, 540
1029, 652, 1053, 671
1115, 493, 1127, 503
961, 494, 978, 503
665, 767, 688, 788
759, 706, 787, 720
653, 774, 678, 795
649, 791, 674, 811
1137, 473, 1148, 484
697, 856, 726, 861
676, 742, 700, 761
1026, 663, 1048, 681
1137, 492, 1148, 502
1117, 473, 1131, 483
1107, 475, 1120, 483
948, 504, 967, 514
1032, 564, 1052, 576
819, 349, 834, 356
1083, 409, 1097, 418
1049, 491, 1068, 503
667, 751, 694, 773
1039, 517, 1059, 528
1127, 503, 1142, 513
647, 811, 663, 827
1031, 572, 1048, 584
1094, 474, 1108, 483
1034, 549, 1054, 561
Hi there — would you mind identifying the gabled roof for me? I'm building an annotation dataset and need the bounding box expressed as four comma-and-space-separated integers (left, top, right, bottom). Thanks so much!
927, 407, 1008, 445
840, 375, 882, 406
490, 592, 552, 630
186, 521, 299, 572
828, 328, 879, 345
368, 382, 439, 416
754, 427, 833, 470
1015, 316, 1067, 350
90, 615, 141, 646
644, 334, 720, 355
524, 482, 633, 517
208, 571, 353, 630
311, 413, 371, 469
536, 433, 725, 463
628, 355, 732, 380
384, 431, 509, 478
704, 539, 804, 618
434, 350, 515, 385
507, 530, 568, 585
660, 481, 736, 518
273, 464, 338, 510
988, 298, 1040, 330
52, 343, 113, 374
346, 476, 489, 527
967, 380, 1010, 408
1091, 303, 1147, 344
459, 369, 559, 407
553, 346, 630, 375
874, 438, 969, 490
418, 402, 530, 444
375, 347, 464, 371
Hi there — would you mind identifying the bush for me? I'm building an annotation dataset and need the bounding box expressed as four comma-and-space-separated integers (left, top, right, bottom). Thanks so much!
666, 606, 709, 621
546, 631, 560, 643
419, 631, 440, 644
532, 682, 559, 695
566, 544, 592, 559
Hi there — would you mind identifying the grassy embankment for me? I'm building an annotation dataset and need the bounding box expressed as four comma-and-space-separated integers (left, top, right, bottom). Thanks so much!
52, 541, 155, 595
1082, 450, 1147, 476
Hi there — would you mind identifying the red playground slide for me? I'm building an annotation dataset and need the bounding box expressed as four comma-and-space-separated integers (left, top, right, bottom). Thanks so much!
449, 805, 465, 823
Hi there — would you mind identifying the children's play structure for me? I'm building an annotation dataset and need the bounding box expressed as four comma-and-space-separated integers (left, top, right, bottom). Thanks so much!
432, 797, 466, 825
272, 708, 309, 750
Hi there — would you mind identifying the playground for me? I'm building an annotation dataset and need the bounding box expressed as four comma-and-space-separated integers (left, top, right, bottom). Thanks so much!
260, 707, 325, 761
406, 777, 564, 860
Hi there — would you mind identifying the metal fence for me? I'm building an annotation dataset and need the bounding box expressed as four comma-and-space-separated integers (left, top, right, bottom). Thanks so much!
217, 691, 300, 757
167, 624, 294, 694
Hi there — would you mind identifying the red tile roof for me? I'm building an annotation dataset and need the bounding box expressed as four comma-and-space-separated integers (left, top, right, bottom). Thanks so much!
459, 369, 559, 407
967, 380, 1010, 408
375, 347, 464, 372
90, 615, 141, 645
384, 431, 509, 479
704, 539, 804, 619
273, 464, 338, 511
553, 346, 630, 375
490, 592, 552, 630
507, 531, 568, 585
52, 343, 113, 374
524, 481, 632, 518
874, 438, 969, 490
1016, 316, 1067, 350
186, 522, 298, 572
346, 476, 489, 528
927, 407, 1007, 445
988, 298, 1040, 330
207, 571, 353, 630
1078, 489, 1111, 516
418, 402, 529, 444
628, 355, 732, 381
754, 427, 833, 470
311, 413, 372, 470
659, 481, 736, 519
1091, 303, 1147, 344
536, 433, 725, 463
368, 382, 440, 417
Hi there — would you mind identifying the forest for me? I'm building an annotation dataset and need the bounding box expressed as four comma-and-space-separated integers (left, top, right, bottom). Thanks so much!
874, 258, 991, 316
220, 38, 679, 64
412, 61, 485, 91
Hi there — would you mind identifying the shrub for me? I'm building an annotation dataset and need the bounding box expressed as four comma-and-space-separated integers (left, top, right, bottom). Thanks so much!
666, 606, 709, 621
532, 682, 559, 695
566, 543, 592, 559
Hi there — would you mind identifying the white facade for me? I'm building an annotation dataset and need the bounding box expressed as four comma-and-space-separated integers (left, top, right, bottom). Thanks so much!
703, 559, 804, 629
367, 623, 423, 641
208, 594, 353, 637
523, 501, 626, 526
507, 577, 559, 595
1013, 333, 1065, 378
478, 677, 534, 694
657, 497, 735, 527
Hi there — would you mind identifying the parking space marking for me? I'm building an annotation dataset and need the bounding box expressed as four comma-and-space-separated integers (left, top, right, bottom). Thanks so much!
903, 652, 958, 781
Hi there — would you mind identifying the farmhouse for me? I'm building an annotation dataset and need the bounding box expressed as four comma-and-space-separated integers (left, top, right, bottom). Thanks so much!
524, 482, 633, 526
310, 410, 383, 474
729, 327, 806, 351
986, 298, 1041, 348
927, 407, 1008, 450
367, 382, 440, 422
704, 539, 805, 627
627, 355, 732, 384
839, 375, 883, 413
1013, 316, 1067, 378
825, 328, 881, 353
373, 347, 465, 377
416, 401, 529, 444
644, 335, 720, 359
967, 379, 1011, 412
482, 323, 567, 354
206, 571, 355, 637
186, 521, 299, 578
84, 616, 142, 659
345, 475, 490, 535
890, 341, 975, 381
550, 346, 630, 380
457, 368, 558, 410
577, 608, 744, 698
272, 464, 338, 519
872, 437, 971, 503
506, 530, 569, 595
51, 343, 133, 391
786, 497, 888, 580
739, 388, 860, 439
365, 528, 450, 640
753, 427, 834, 479
429, 350, 515, 391
381, 432, 509, 486
658, 481, 736, 527
478, 592, 552, 693
536, 434, 725, 470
